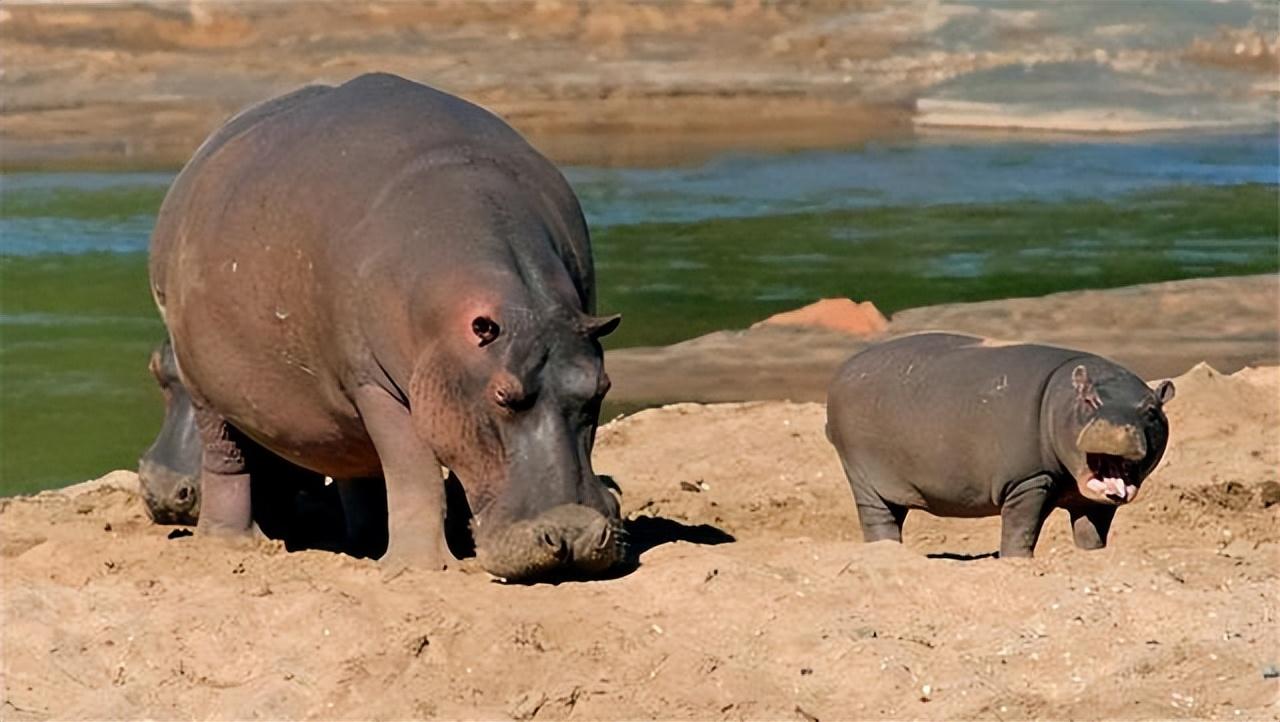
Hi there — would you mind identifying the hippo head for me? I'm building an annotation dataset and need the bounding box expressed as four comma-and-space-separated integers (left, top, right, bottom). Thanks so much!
408, 293, 624, 582
138, 340, 202, 525
1049, 362, 1175, 506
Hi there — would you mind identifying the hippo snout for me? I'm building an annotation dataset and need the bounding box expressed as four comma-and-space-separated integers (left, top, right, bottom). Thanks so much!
475, 504, 625, 582
137, 459, 200, 525
1076, 417, 1147, 460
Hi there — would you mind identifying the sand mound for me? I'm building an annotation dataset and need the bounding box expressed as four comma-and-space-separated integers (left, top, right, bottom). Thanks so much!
751, 298, 889, 337
2, 367, 1277, 719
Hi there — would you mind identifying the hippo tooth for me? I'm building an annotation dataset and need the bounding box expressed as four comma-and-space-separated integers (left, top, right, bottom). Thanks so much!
1087, 479, 1107, 493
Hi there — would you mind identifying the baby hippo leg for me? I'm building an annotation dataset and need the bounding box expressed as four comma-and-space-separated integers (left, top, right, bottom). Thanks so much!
1000, 474, 1055, 558
1069, 506, 1116, 550
852, 487, 908, 543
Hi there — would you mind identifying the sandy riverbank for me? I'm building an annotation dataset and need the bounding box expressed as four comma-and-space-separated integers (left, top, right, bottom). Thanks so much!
3, 1, 1275, 170
2, 361, 1277, 719
606, 273, 1280, 412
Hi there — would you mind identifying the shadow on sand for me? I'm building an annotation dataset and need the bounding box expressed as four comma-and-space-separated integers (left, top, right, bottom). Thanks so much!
926, 550, 999, 561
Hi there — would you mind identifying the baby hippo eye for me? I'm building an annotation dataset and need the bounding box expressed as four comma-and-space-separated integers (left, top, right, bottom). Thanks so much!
471, 316, 500, 347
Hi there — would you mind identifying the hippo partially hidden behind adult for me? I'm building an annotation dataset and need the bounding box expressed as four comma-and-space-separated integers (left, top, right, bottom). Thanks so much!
826, 332, 1174, 557
149, 73, 624, 581
139, 339, 358, 552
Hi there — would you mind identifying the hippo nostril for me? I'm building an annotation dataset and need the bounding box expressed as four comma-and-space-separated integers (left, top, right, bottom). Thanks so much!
538, 529, 570, 561
595, 524, 612, 550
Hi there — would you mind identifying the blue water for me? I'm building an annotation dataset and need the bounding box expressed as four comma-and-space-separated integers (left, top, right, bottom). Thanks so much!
2, 132, 1276, 255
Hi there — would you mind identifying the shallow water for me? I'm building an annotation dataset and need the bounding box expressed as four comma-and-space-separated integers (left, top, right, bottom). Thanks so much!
1, 133, 1277, 492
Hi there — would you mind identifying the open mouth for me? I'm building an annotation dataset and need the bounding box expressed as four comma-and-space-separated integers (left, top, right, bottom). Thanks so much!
1084, 453, 1137, 503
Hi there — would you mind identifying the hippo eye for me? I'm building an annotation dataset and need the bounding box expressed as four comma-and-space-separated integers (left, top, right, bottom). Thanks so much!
471, 316, 500, 347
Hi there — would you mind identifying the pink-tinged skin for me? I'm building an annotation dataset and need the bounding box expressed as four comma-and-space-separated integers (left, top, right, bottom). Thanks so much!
150, 73, 626, 581
826, 333, 1175, 559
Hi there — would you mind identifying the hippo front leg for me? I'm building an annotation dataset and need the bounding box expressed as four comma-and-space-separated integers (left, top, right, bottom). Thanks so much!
1069, 506, 1116, 550
999, 474, 1056, 558
353, 386, 455, 573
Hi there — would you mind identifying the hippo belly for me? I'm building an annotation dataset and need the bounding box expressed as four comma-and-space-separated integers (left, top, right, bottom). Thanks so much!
161, 226, 379, 479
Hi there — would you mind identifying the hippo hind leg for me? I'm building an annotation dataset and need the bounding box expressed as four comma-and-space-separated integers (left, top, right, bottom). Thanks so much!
841, 460, 908, 543
192, 406, 253, 537
855, 492, 908, 543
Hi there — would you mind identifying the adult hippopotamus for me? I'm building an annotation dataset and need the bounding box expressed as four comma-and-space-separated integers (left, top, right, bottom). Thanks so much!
826, 332, 1174, 558
149, 73, 624, 581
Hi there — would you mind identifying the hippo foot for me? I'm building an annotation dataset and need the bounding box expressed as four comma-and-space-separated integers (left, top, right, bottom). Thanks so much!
192, 465, 253, 538
379, 538, 456, 579
194, 521, 263, 547
194, 510, 257, 540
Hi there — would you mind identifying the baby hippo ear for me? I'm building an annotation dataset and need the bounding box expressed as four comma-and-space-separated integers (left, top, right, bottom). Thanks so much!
584, 313, 622, 340
1153, 379, 1176, 405
1072, 364, 1092, 396
1072, 364, 1101, 409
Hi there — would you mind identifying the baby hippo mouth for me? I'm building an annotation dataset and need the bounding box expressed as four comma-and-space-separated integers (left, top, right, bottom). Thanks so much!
1084, 453, 1137, 504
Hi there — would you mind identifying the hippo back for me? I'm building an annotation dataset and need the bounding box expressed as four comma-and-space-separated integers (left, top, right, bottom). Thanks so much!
150, 73, 594, 318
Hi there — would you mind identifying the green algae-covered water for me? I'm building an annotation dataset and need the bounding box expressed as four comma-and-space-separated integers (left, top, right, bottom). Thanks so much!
2, 133, 1277, 493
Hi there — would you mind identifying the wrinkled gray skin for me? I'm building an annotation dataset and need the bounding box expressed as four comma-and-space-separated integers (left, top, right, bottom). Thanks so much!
826, 333, 1175, 558
149, 73, 624, 581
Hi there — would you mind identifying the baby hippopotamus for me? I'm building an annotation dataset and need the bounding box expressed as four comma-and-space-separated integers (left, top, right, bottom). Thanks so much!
826, 333, 1174, 557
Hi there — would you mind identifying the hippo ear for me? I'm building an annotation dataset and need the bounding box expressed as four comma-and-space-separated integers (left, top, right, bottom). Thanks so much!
584, 313, 622, 340
147, 345, 164, 381
1071, 365, 1091, 396
1154, 380, 1175, 405
1072, 364, 1100, 409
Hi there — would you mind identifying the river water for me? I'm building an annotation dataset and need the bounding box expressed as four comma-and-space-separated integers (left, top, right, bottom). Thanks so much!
2, 131, 1276, 492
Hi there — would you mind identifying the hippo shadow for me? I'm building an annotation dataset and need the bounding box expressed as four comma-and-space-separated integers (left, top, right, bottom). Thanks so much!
514, 517, 734, 585
623, 515, 735, 558
925, 550, 999, 561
